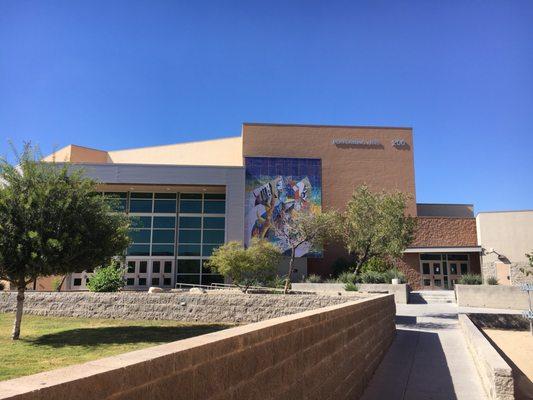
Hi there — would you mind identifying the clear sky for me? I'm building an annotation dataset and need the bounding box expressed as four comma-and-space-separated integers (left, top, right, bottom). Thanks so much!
1, 1, 532, 213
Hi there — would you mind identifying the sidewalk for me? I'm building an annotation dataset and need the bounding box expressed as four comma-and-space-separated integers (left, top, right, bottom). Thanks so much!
361, 303, 487, 400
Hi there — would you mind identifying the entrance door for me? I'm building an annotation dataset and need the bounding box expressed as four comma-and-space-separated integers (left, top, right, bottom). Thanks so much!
150, 260, 175, 288
421, 260, 444, 289
496, 262, 511, 285
124, 259, 150, 289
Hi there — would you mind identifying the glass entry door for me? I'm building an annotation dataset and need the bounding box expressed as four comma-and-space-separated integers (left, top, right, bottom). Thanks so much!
420, 253, 470, 289
421, 260, 445, 289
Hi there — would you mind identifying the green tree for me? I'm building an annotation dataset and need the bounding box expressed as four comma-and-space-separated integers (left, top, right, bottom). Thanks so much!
0, 145, 130, 339
86, 261, 126, 292
520, 251, 533, 277
336, 185, 415, 275
273, 211, 336, 293
208, 238, 282, 292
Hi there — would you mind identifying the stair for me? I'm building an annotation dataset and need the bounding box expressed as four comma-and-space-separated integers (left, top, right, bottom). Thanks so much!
409, 290, 456, 304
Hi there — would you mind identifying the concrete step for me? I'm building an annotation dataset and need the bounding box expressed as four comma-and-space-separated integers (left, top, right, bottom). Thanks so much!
409, 290, 456, 304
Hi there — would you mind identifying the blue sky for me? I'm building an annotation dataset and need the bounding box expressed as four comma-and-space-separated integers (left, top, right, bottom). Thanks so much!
1, 0, 532, 213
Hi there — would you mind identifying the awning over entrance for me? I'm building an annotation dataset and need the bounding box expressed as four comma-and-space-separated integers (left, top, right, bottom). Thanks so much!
403, 246, 482, 253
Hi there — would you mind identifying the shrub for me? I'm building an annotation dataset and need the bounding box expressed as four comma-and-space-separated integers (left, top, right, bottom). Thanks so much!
51, 277, 63, 291
360, 270, 387, 284
338, 271, 358, 284
345, 282, 358, 291
361, 257, 393, 273
486, 276, 499, 285
208, 238, 282, 292
383, 268, 406, 283
306, 274, 323, 283
332, 257, 351, 277
86, 261, 125, 292
266, 275, 286, 289
458, 274, 482, 285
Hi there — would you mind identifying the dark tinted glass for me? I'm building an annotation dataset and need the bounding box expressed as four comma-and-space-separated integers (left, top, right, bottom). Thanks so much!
152, 261, 160, 273
203, 230, 224, 244
138, 278, 147, 286
178, 244, 201, 256
180, 193, 202, 199
203, 201, 225, 214
154, 200, 176, 213
176, 274, 200, 285
179, 200, 202, 213
130, 199, 152, 213
164, 261, 172, 273
202, 275, 224, 285
152, 230, 175, 244
203, 217, 225, 229
129, 229, 151, 243
127, 244, 150, 256
204, 193, 225, 200
151, 244, 174, 256
179, 230, 201, 243
153, 216, 175, 229
130, 216, 152, 229
179, 217, 201, 229
178, 260, 200, 273
139, 261, 147, 273
202, 244, 220, 257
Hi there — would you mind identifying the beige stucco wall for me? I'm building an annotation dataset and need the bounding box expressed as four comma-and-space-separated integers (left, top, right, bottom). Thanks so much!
107, 136, 243, 166
476, 211, 533, 264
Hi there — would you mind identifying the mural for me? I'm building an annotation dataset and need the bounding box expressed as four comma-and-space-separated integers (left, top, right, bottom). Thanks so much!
244, 157, 322, 257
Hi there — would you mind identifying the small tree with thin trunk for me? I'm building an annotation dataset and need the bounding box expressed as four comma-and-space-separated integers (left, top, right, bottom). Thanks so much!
274, 211, 336, 294
335, 185, 415, 275
208, 238, 282, 292
0, 145, 130, 339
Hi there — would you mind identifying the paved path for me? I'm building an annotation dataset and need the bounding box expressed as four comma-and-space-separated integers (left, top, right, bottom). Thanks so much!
361, 303, 487, 400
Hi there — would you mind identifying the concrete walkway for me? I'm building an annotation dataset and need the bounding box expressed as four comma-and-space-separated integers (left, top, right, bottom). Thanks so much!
361, 303, 487, 400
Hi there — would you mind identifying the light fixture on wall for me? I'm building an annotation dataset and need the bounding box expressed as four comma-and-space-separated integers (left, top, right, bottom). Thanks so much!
483, 248, 510, 263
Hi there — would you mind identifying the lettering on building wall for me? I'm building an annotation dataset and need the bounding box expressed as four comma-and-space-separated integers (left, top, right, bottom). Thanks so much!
332, 139, 381, 146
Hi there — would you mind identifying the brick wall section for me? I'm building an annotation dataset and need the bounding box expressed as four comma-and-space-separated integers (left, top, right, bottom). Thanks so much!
412, 217, 478, 247
0, 292, 362, 324
0, 295, 396, 400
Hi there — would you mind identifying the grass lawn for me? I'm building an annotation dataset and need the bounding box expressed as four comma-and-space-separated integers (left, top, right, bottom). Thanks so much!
0, 313, 230, 381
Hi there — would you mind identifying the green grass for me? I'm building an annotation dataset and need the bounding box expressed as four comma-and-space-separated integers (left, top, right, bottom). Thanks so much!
0, 313, 230, 381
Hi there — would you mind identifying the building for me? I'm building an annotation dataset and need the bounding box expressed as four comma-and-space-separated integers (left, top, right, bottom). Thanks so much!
476, 210, 533, 285
41, 123, 485, 291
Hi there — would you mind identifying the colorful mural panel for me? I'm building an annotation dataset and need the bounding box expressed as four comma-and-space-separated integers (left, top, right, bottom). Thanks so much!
244, 157, 322, 257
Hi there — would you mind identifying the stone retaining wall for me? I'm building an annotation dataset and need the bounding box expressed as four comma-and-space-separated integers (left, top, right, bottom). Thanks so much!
292, 283, 410, 304
0, 291, 361, 324
0, 294, 395, 400
459, 314, 514, 399
455, 285, 529, 310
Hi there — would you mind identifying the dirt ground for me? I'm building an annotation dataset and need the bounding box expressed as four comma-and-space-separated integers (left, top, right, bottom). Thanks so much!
483, 328, 533, 399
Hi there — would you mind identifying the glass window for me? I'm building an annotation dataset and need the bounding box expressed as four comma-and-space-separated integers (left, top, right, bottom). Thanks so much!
164, 261, 172, 273
422, 263, 430, 274
202, 244, 220, 257
447, 254, 469, 261
154, 200, 176, 213
460, 263, 468, 274
131, 192, 153, 199
178, 245, 201, 256
129, 229, 151, 243
139, 261, 147, 273
202, 260, 213, 274
152, 261, 160, 274
127, 244, 150, 256
180, 193, 202, 199
178, 259, 200, 273
179, 200, 202, 213
151, 277, 160, 286
203, 230, 225, 244
127, 261, 135, 273
202, 274, 224, 285
203, 201, 225, 214
153, 217, 175, 229
152, 230, 175, 244
176, 274, 200, 285
434, 279, 442, 286
179, 217, 201, 229
433, 263, 441, 274
138, 278, 147, 286
152, 244, 175, 256
129, 199, 153, 213
450, 263, 457, 274
155, 193, 177, 199
104, 192, 127, 212
420, 254, 442, 261
443, 263, 448, 275
423, 279, 431, 286
163, 277, 172, 286
204, 193, 225, 200
203, 217, 225, 229
179, 230, 201, 243
130, 216, 152, 229
126, 278, 134, 286
73, 278, 82, 286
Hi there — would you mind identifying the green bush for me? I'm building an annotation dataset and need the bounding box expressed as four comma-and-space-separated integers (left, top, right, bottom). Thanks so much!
360, 270, 386, 283
486, 276, 499, 285
306, 274, 323, 283
332, 257, 352, 277
86, 261, 125, 292
383, 268, 406, 283
338, 271, 358, 284
51, 277, 63, 291
361, 257, 393, 273
458, 274, 482, 285
345, 282, 358, 291
266, 275, 286, 289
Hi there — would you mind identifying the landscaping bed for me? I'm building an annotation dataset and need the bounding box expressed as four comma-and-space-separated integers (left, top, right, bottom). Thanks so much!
0, 313, 229, 381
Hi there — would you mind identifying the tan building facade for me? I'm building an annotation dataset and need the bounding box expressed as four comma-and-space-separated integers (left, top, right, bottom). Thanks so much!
37, 123, 482, 291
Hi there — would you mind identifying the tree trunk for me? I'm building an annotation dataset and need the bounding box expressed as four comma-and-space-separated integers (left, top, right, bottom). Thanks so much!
284, 248, 295, 294
57, 275, 67, 292
11, 282, 25, 340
